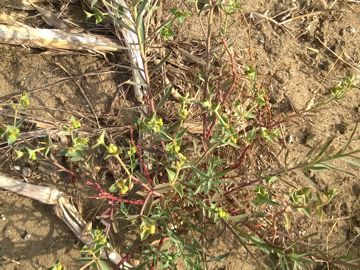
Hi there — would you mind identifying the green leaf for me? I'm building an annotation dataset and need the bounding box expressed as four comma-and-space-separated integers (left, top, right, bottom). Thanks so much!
244, 110, 255, 119
342, 122, 358, 151
44, 135, 52, 157
97, 260, 111, 270
140, 227, 149, 241
288, 252, 313, 264
26, 148, 37, 161
284, 149, 290, 169
90, 0, 98, 8
314, 137, 334, 160
246, 127, 257, 144
264, 176, 277, 185
173, 183, 184, 198
65, 147, 83, 162
135, 0, 150, 46
330, 75, 355, 99
170, 7, 188, 24
73, 137, 89, 150
153, 183, 172, 193
14, 149, 24, 160
5, 125, 20, 144
109, 183, 118, 193
48, 260, 64, 270
341, 157, 360, 168
252, 186, 278, 207
206, 252, 231, 262
137, 0, 150, 18
248, 235, 272, 252
279, 255, 289, 270
141, 193, 153, 216
300, 207, 311, 218
256, 94, 266, 107
222, 0, 241, 14
93, 8, 105, 24
316, 162, 356, 176
228, 214, 248, 223
93, 130, 106, 148
161, 22, 175, 40
166, 168, 176, 184
84, 10, 94, 19
245, 65, 256, 81
252, 194, 278, 207
290, 188, 312, 205
307, 163, 331, 171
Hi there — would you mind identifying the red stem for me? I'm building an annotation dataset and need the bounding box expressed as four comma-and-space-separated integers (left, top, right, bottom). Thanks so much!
115, 252, 131, 269
86, 180, 145, 205
223, 140, 256, 172
205, 38, 239, 140
136, 142, 154, 186
130, 126, 154, 187
223, 179, 261, 196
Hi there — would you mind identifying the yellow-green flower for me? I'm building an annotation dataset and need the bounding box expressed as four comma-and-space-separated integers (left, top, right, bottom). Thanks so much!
179, 104, 188, 120
230, 135, 237, 144
127, 144, 137, 156
116, 180, 129, 195
70, 116, 81, 129
148, 224, 156, 235
19, 92, 30, 108
166, 140, 180, 154
107, 143, 118, 155
92, 229, 107, 245
153, 117, 163, 133
217, 207, 229, 220
140, 221, 156, 240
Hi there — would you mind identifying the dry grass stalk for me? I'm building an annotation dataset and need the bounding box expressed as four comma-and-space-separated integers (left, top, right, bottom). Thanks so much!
0, 24, 126, 52
100, 0, 148, 103
0, 0, 54, 10
0, 14, 24, 26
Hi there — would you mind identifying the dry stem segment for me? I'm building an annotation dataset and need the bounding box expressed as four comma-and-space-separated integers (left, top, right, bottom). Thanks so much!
0, 172, 62, 204
0, 14, 25, 26
54, 196, 93, 245
0, 24, 126, 52
0, 0, 54, 10
101, 0, 148, 103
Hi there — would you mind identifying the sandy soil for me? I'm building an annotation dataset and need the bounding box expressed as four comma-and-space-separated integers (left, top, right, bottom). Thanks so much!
0, 0, 359, 269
